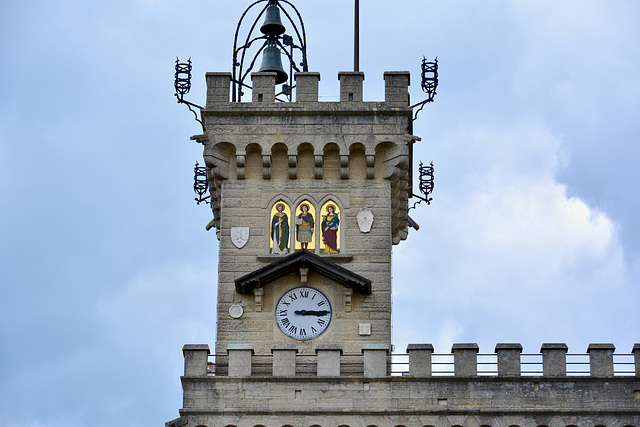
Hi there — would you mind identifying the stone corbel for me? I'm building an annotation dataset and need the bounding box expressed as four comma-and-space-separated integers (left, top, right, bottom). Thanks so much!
340, 155, 349, 179
236, 155, 246, 180
262, 155, 271, 180
190, 134, 208, 145
288, 155, 297, 179
366, 155, 375, 179
299, 267, 309, 283
253, 288, 264, 312
344, 288, 353, 312
315, 155, 323, 179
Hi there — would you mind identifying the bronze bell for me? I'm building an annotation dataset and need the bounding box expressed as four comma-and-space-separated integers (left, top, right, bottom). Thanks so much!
258, 41, 288, 84
260, 3, 286, 36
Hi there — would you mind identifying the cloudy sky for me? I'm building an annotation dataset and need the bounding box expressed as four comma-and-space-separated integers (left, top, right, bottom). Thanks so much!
1, 0, 639, 426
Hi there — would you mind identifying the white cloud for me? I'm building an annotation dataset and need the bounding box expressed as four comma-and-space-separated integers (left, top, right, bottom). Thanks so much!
394, 118, 632, 352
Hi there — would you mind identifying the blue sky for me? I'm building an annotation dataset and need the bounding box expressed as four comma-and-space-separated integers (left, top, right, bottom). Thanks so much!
1, 1, 639, 426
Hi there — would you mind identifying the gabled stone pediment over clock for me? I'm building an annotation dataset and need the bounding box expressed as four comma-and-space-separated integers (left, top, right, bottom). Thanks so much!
235, 249, 372, 295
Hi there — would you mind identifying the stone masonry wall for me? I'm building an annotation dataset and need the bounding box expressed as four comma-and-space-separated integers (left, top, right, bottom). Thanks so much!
201, 71, 413, 357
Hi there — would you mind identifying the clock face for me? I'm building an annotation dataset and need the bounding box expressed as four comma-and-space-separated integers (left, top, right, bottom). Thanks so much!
275, 287, 332, 340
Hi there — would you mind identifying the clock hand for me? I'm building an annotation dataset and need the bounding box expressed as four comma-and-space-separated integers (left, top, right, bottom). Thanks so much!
294, 310, 330, 316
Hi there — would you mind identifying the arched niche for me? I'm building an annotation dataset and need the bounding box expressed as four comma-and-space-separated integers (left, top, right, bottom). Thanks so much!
323, 143, 340, 181
271, 142, 288, 179
245, 143, 262, 179
213, 142, 237, 179
294, 200, 316, 251
373, 141, 398, 179
297, 142, 315, 179
349, 143, 367, 179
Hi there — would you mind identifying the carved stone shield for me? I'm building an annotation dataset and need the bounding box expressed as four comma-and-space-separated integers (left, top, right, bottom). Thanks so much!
356, 209, 374, 233
231, 227, 250, 248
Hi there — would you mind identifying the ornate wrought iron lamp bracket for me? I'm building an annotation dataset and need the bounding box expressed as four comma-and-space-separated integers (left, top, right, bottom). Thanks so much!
409, 57, 438, 211
410, 161, 435, 210
193, 162, 210, 205
410, 57, 438, 123
174, 58, 205, 132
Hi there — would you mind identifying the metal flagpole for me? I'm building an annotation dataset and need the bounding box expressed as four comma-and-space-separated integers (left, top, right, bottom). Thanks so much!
354, 0, 359, 72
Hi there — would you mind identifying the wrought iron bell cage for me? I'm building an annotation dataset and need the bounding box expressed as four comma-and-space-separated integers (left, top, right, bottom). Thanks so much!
232, 0, 309, 102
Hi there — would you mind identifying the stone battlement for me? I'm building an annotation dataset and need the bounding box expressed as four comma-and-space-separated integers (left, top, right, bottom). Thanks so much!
183, 343, 640, 378
205, 71, 411, 107
173, 343, 640, 427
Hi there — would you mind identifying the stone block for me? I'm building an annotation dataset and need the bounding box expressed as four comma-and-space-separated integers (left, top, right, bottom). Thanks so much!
634, 343, 640, 376
205, 72, 231, 107
251, 72, 276, 103
227, 344, 254, 377
587, 343, 615, 377
271, 345, 298, 376
316, 345, 342, 376
295, 72, 320, 102
452, 343, 479, 376
495, 343, 522, 377
541, 343, 568, 377
338, 72, 364, 102
183, 344, 210, 377
384, 71, 410, 107
362, 343, 389, 377
407, 343, 434, 377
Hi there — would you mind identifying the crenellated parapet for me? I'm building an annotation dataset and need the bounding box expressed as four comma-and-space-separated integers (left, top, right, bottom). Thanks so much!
184, 342, 640, 379
195, 71, 417, 244
174, 343, 640, 427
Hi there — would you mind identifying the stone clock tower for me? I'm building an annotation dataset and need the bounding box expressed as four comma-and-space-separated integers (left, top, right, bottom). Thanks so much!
200, 67, 413, 373
166, 2, 640, 426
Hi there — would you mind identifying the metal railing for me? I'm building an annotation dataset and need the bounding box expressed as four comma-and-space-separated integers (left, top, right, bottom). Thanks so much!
389, 353, 637, 377
206, 352, 636, 377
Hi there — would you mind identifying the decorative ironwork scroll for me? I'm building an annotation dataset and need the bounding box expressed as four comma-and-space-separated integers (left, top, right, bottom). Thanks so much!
174, 58, 204, 131
410, 161, 435, 210
193, 161, 210, 205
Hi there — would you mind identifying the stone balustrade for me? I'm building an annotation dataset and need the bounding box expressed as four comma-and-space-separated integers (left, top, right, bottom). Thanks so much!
183, 343, 640, 378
